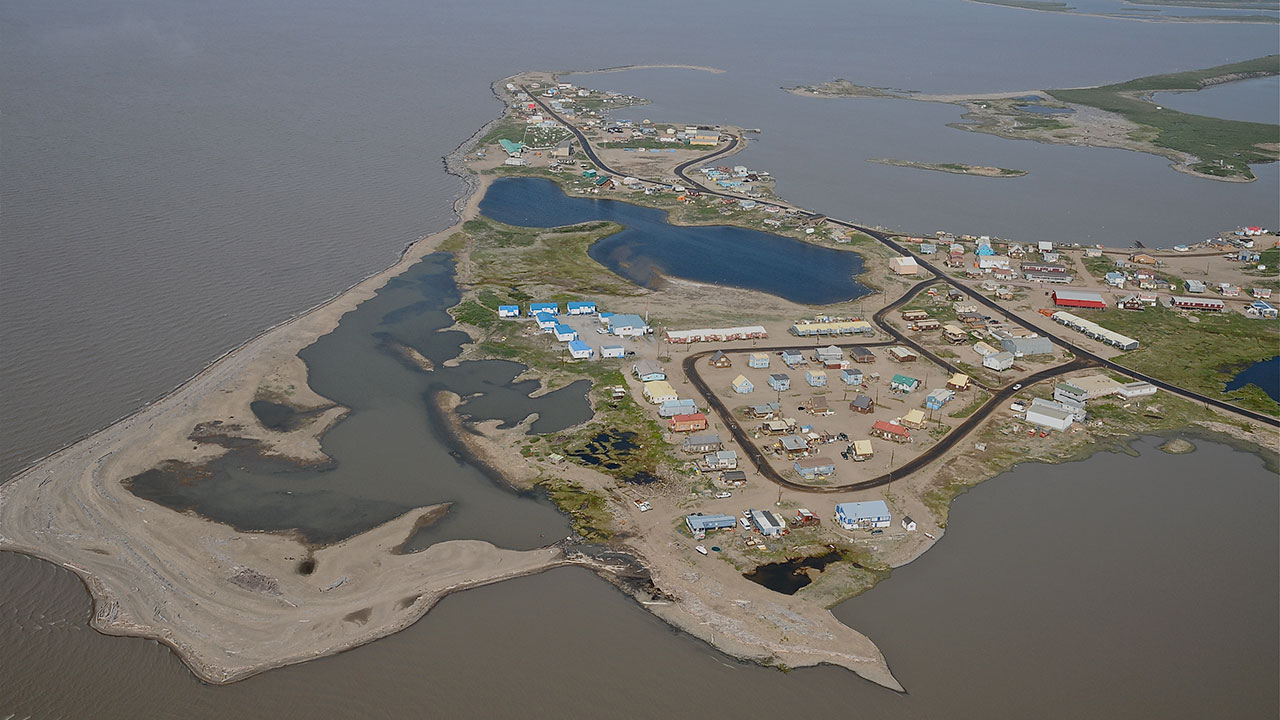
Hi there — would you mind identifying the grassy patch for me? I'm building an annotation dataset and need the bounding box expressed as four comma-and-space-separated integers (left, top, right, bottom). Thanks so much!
948, 390, 992, 418
538, 477, 614, 542
1082, 255, 1115, 280
450, 300, 497, 329
1048, 56, 1280, 181
465, 216, 643, 297
1069, 305, 1279, 415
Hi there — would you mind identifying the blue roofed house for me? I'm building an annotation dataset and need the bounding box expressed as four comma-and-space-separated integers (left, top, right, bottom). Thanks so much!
835, 500, 892, 530
534, 312, 558, 330
768, 373, 791, 392
553, 324, 578, 342
840, 368, 864, 386
567, 340, 594, 359
731, 374, 755, 394
529, 302, 559, 316
607, 313, 649, 337
497, 305, 520, 318
805, 370, 827, 387
567, 301, 597, 315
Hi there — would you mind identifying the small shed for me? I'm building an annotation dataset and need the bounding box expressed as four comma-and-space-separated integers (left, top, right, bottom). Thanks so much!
902, 516, 917, 532
748, 353, 770, 369
805, 370, 828, 387
768, 373, 791, 392
731, 374, 755, 394
709, 350, 732, 368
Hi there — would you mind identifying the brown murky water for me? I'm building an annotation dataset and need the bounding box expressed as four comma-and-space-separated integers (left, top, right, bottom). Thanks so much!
3, 437, 1274, 719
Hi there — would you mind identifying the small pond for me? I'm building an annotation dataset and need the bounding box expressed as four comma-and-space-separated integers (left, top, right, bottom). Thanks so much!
742, 549, 845, 594
1225, 355, 1280, 403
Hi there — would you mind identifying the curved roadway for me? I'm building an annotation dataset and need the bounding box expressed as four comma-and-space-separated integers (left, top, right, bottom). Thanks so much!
518, 86, 1278, 492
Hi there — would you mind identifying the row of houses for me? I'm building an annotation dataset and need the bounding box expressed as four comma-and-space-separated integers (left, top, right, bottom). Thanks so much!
1049, 311, 1140, 351
665, 325, 768, 344
684, 500, 902, 537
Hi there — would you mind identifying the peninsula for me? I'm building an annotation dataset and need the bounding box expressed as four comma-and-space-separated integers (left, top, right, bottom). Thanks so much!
786, 55, 1280, 181
868, 158, 1027, 177
2, 69, 1276, 694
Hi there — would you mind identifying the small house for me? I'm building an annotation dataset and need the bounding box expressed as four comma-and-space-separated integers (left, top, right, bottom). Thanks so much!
659, 398, 698, 418
849, 395, 875, 414
890, 374, 920, 393
848, 346, 876, 363
983, 351, 1015, 371
768, 373, 791, 392
747, 403, 780, 418
553, 324, 578, 342
814, 345, 844, 366
901, 310, 930, 322
750, 509, 788, 536
926, 388, 955, 410
1117, 381, 1157, 398
841, 368, 864, 386
794, 456, 836, 479
901, 409, 927, 429
633, 360, 666, 382
1053, 382, 1088, 405
566, 301, 597, 315
669, 413, 708, 433
779, 435, 810, 457
902, 516, 917, 532
1104, 272, 1126, 288
793, 508, 821, 527
942, 324, 968, 344
534, 312, 558, 330
682, 433, 723, 454
685, 514, 737, 534
642, 380, 679, 404
872, 420, 912, 443
887, 346, 919, 363
607, 313, 649, 337
781, 350, 805, 368
709, 350, 732, 368
731, 375, 755, 394
600, 345, 625, 359
703, 450, 738, 470
850, 439, 874, 461
835, 501, 892, 530
1184, 279, 1207, 294
497, 305, 520, 318
1025, 404, 1073, 431
945, 373, 970, 391
721, 469, 747, 486
529, 302, 559, 316
567, 340, 594, 360
805, 370, 828, 387
807, 396, 831, 416
748, 353, 770, 369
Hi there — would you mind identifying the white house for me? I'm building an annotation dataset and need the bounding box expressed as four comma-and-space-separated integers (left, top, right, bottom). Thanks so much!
835, 501, 892, 530
553, 324, 578, 342
567, 340, 594, 360
1117, 381, 1157, 399
983, 351, 1015, 371
497, 305, 521, 318
750, 509, 787, 536
902, 516, 917, 532
607, 313, 649, 337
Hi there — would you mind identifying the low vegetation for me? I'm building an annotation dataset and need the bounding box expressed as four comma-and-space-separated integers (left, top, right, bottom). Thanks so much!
1077, 305, 1279, 415
1048, 56, 1280, 180
538, 477, 614, 542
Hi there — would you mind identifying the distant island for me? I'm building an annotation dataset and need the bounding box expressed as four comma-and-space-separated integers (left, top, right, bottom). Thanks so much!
967, 0, 1280, 24
868, 158, 1027, 178
787, 55, 1280, 182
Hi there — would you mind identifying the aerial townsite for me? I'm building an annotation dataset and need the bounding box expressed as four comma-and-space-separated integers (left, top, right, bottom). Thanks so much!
4, 63, 1275, 698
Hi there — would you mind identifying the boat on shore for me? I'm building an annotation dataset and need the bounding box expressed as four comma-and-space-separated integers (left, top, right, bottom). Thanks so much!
695, 545, 708, 555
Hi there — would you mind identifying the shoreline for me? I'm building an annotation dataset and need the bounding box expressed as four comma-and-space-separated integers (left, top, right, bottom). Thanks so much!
2, 68, 1274, 692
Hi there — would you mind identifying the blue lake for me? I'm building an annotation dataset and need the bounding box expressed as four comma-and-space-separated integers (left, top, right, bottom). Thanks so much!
1226, 355, 1280, 403
478, 177, 871, 305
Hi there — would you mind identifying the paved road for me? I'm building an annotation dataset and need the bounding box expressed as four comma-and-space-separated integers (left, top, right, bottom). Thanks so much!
520, 86, 1279, 437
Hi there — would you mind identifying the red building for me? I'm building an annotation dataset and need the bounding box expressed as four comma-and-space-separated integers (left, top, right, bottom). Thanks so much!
871, 420, 912, 443
669, 413, 708, 432
1052, 289, 1107, 309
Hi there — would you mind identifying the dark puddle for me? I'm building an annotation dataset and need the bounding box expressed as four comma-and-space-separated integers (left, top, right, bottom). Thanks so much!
564, 430, 657, 484
123, 253, 590, 550
250, 400, 329, 432
743, 550, 845, 595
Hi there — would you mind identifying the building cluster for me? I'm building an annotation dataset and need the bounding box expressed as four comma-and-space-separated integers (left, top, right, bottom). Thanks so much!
684, 499, 904, 541
496, 300, 652, 360
1019, 374, 1156, 431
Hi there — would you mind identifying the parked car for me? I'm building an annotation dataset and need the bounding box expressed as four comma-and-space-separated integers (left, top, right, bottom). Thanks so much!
714, 491, 732, 499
